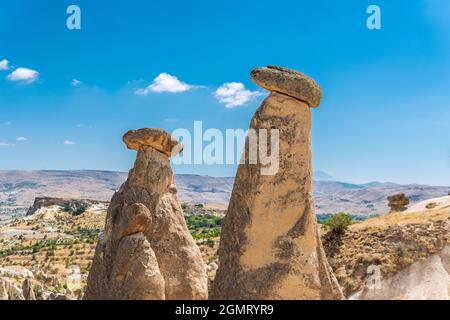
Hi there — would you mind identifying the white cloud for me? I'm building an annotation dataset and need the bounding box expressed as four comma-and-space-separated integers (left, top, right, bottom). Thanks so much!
7, 67, 39, 83
0, 59, 9, 71
135, 73, 199, 95
0, 142, 16, 147
71, 79, 81, 87
16, 137, 28, 141
214, 82, 263, 108
64, 140, 76, 145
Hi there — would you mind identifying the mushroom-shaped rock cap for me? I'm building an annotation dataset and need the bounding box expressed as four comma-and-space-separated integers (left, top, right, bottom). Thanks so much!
123, 128, 183, 157
250, 65, 322, 108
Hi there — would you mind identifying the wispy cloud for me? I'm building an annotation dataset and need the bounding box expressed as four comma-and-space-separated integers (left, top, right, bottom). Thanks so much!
16, 136, 28, 141
135, 73, 201, 95
0, 59, 9, 71
64, 140, 76, 145
0, 121, 12, 126
214, 82, 263, 108
71, 79, 81, 87
0, 142, 16, 147
7, 67, 39, 83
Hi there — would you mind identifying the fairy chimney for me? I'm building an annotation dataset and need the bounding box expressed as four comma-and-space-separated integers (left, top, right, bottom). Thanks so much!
85, 128, 208, 300
212, 66, 344, 300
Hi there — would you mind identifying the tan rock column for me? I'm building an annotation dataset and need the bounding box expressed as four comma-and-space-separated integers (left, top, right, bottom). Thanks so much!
212, 66, 344, 300
85, 128, 208, 300
22, 278, 36, 300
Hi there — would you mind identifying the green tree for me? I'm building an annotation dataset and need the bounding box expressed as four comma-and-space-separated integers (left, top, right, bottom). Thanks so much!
324, 213, 353, 234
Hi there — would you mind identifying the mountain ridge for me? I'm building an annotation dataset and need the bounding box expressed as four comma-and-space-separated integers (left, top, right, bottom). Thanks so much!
1, 170, 449, 221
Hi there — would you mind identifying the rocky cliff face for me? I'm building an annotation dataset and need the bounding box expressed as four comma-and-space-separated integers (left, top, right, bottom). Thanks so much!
84, 128, 208, 300
26, 197, 107, 216
0, 278, 25, 300
0, 267, 38, 300
212, 66, 343, 300
349, 245, 449, 300
323, 203, 450, 299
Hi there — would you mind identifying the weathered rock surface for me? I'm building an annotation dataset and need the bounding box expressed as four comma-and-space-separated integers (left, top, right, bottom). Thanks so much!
123, 128, 183, 156
0, 278, 25, 300
350, 245, 450, 300
387, 193, 410, 212
26, 197, 107, 216
22, 278, 36, 300
212, 66, 343, 300
49, 293, 70, 300
250, 65, 322, 108
85, 128, 207, 300
323, 207, 449, 299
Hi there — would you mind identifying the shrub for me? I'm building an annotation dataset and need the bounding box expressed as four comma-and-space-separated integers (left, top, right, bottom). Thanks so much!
394, 242, 409, 257
323, 213, 353, 234
74, 206, 86, 216
206, 238, 215, 247
33, 285, 44, 300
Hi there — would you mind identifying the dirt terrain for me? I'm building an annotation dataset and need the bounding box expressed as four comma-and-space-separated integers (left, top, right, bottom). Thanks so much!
0, 200, 224, 299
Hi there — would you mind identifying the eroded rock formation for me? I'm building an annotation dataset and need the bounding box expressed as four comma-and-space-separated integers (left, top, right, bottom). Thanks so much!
26, 197, 107, 216
22, 278, 36, 300
84, 128, 207, 300
0, 278, 24, 300
387, 193, 410, 212
322, 202, 449, 299
350, 245, 450, 300
212, 65, 344, 300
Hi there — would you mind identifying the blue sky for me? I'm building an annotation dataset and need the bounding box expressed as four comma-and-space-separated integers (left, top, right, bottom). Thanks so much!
0, 0, 449, 185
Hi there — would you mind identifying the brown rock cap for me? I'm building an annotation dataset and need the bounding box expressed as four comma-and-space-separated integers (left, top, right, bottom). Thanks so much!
123, 128, 183, 157
387, 193, 410, 212
250, 65, 322, 108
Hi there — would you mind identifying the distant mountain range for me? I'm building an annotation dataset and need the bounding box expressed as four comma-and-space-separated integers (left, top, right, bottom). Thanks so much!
0, 170, 448, 221
313, 170, 336, 181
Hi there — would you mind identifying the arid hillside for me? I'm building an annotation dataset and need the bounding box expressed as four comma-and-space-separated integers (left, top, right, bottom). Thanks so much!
0, 200, 223, 299
323, 197, 450, 299
1, 170, 448, 222
1, 195, 449, 299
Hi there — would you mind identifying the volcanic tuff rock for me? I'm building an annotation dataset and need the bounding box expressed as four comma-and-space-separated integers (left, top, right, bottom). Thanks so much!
123, 128, 183, 156
387, 193, 410, 213
250, 65, 322, 107
212, 66, 344, 300
85, 128, 207, 300
350, 246, 450, 300
22, 278, 36, 300
323, 204, 450, 299
26, 197, 107, 216
0, 278, 24, 300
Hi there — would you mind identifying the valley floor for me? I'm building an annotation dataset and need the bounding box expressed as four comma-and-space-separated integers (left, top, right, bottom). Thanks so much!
0, 197, 449, 300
